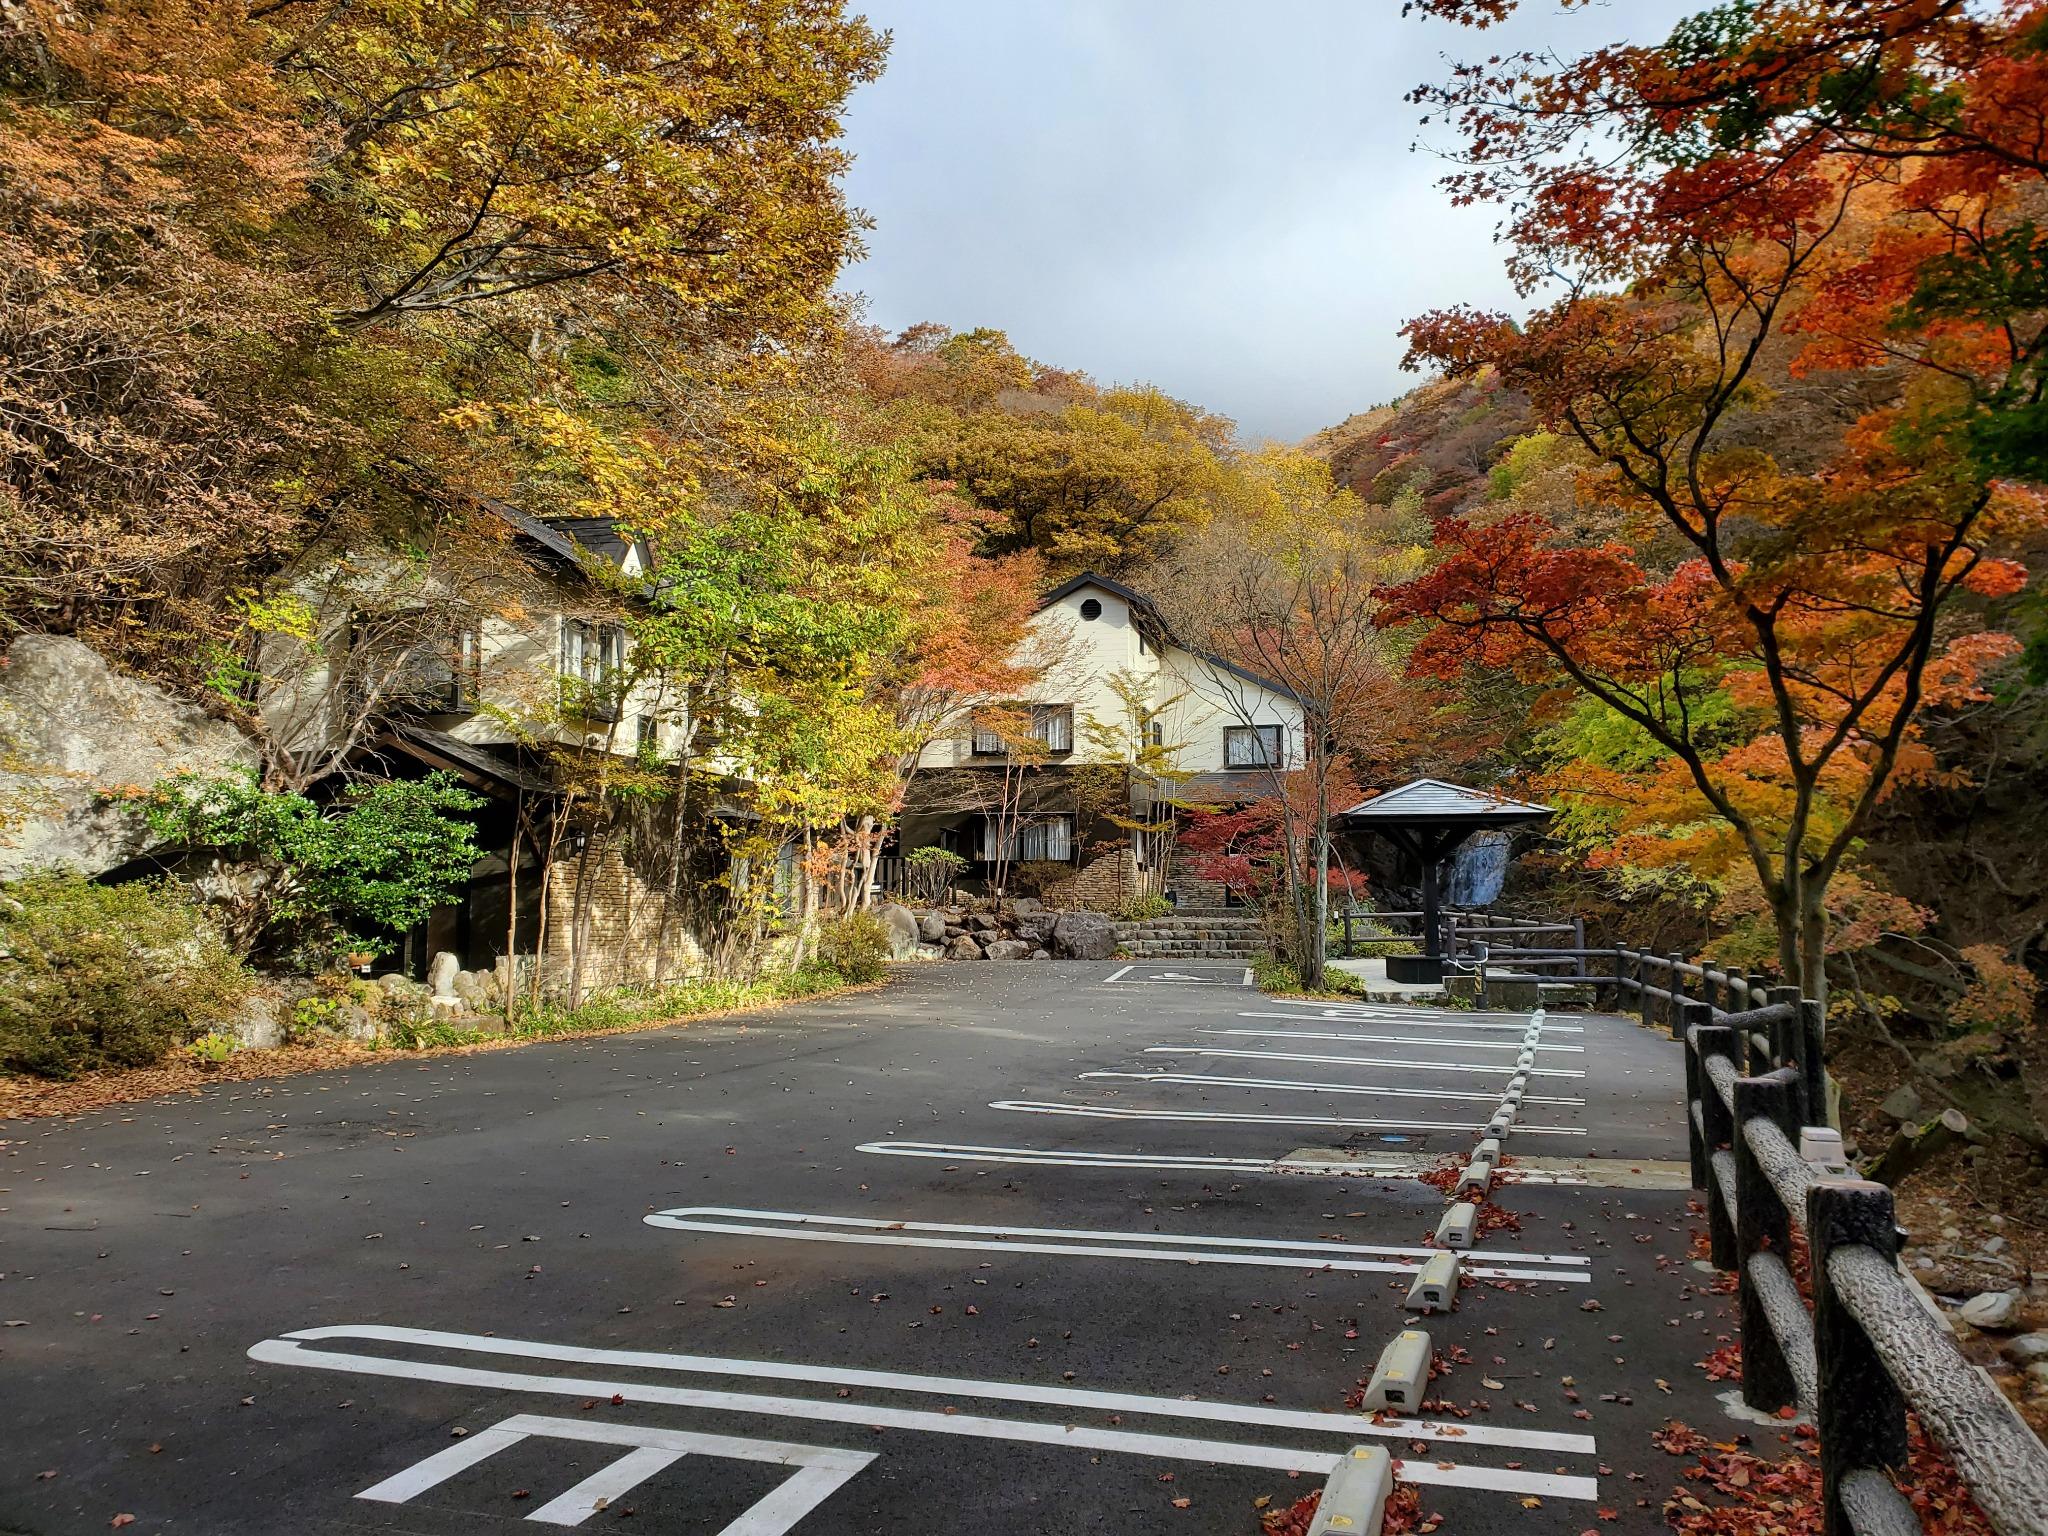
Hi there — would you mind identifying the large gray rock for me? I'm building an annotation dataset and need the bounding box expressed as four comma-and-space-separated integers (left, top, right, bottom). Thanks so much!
984, 939, 1033, 961
917, 913, 947, 944
2006, 1332, 2048, 1367
231, 994, 283, 1050
1880, 1084, 1922, 1123
1051, 911, 1118, 960
876, 902, 921, 960
1958, 1290, 2021, 1331
427, 950, 462, 998
0, 634, 260, 878
943, 934, 982, 961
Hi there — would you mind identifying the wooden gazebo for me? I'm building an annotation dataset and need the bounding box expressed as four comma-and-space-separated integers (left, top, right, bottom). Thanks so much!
1337, 778, 1554, 983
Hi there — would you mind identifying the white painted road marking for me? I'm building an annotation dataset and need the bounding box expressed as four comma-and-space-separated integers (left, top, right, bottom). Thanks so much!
355, 1412, 872, 1532
852, 1139, 1435, 1177
1102, 964, 1134, 983
1205, 1027, 1583, 1053
643, 1206, 1589, 1270
1081, 1069, 1586, 1107
1146, 1045, 1585, 1079
251, 1325, 1603, 1489
989, 1100, 1588, 1135
1246, 1003, 1582, 1031
642, 1205, 1587, 1281
1106, 969, 1247, 985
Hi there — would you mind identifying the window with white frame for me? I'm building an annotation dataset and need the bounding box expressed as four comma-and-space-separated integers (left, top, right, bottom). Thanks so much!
561, 619, 626, 720
979, 814, 1074, 862
1224, 723, 1283, 769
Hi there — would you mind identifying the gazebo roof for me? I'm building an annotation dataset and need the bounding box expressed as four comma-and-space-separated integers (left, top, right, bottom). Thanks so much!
1337, 778, 1554, 829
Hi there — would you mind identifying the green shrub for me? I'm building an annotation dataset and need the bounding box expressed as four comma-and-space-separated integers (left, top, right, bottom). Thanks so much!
1116, 893, 1174, 921
814, 909, 892, 983
185, 1031, 238, 1065
0, 874, 251, 1078
130, 768, 482, 960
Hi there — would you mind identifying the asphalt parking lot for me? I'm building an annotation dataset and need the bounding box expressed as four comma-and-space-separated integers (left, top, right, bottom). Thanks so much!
1, 962, 1737, 1534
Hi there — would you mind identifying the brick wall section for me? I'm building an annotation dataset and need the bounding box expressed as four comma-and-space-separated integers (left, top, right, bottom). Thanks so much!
542, 827, 703, 996
1042, 847, 1143, 911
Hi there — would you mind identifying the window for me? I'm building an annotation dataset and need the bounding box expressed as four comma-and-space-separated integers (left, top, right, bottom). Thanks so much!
562, 619, 626, 721
1079, 597, 1103, 621
1224, 723, 1283, 769
1032, 703, 1073, 753
980, 814, 1074, 862
1145, 717, 1165, 749
969, 710, 1007, 756
969, 703, 1073, 755
351, 617, 480, 715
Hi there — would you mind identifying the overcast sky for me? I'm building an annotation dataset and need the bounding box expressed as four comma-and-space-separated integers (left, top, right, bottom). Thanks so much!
838, 0, 1696, 444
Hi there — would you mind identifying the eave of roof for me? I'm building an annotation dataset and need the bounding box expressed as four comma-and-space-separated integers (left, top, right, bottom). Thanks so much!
1338, 777, 1554, 824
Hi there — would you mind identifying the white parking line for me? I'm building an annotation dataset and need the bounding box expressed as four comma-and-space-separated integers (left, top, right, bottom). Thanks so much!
641, 1206, 1586, 1281
852, 1140, 1433, 1177
1147, 1046, 1585, 1079
643, 1206, 1589, 1269
989, 1101, 1587, 1135
1102, 964, 1134, 983
1081, 1069, 1585, 1106
1238, 1010, 1583, 1033
1204, 1027, 1583, 1053
251, 1324, 1603, 1471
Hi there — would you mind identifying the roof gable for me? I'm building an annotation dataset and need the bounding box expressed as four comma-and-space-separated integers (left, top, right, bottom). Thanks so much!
1036, 570, 1298, 702
1340, 778, 1554, 822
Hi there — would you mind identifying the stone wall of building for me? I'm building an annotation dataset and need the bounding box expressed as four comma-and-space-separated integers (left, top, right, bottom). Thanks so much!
1042, 847, 1144, 911
542, 821, 704, 997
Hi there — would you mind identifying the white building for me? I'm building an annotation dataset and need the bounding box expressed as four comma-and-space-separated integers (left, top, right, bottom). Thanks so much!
898, 573, 1305, 904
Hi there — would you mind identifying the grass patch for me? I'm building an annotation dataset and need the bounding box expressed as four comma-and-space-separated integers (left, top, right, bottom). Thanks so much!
1252, 956, 1371, 1000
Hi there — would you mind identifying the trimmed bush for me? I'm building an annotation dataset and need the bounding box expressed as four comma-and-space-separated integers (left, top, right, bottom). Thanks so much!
0, 874, 251, 1078
814, 909, 892, 983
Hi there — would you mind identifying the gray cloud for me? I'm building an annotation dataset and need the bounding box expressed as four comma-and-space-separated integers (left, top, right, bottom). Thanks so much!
839, 0, 1696, 444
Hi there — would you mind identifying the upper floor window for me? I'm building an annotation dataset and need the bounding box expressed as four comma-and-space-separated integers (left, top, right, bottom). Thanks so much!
561, 619, 626, 721
969, 703, 1073, 756
1224, 723, 1283, 769
352, 616, 480, 716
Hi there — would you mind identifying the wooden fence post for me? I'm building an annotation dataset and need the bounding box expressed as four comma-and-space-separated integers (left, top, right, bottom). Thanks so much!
1734, 1067, 1803, 1413
1799, 996, 1829, 1130
1808, 1179, 1909, 1536
1680, 1000, 1713, 1190
1637, 951, 1653, 1029
1666, 951, 1686, 1036
1695, 1022, 1740, 1270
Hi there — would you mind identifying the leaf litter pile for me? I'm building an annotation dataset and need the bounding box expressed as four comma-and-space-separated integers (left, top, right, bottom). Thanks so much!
1256, 1482, 1430, 1536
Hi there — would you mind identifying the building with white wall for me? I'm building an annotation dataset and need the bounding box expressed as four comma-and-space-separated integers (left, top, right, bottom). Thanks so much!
898, 573, 1304, 905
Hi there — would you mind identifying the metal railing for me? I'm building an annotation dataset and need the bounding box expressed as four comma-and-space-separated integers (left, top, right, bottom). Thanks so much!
1460, 931, 2048, 1536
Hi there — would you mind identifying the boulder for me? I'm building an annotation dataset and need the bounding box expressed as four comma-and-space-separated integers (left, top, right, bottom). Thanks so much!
969, 913, 999, 933
1011, 897, 1044, 916
917, 913, 947, 944
231, 994, 283, 1051
1880, 1084, 1922, 1123
876, 902, 921, 960
1030, 948, 1051, 961
2004, 1332, 2048, 1367
452, 969, 490, 1008
427, 950, 462, 998
915, 942, 944, 961
1958, 1290, 2021, 1331
1051, 911, 1118, 960
0, 634, 261, 879
335, 1001, 379, 1041
1015, 912, 1058, 946
984, 939, 1033, 961
943, 934, 983, 961
376, 972, 427, 1002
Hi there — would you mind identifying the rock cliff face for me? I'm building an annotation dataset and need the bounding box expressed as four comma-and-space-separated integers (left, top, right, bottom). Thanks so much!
0, 635, 259, 879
